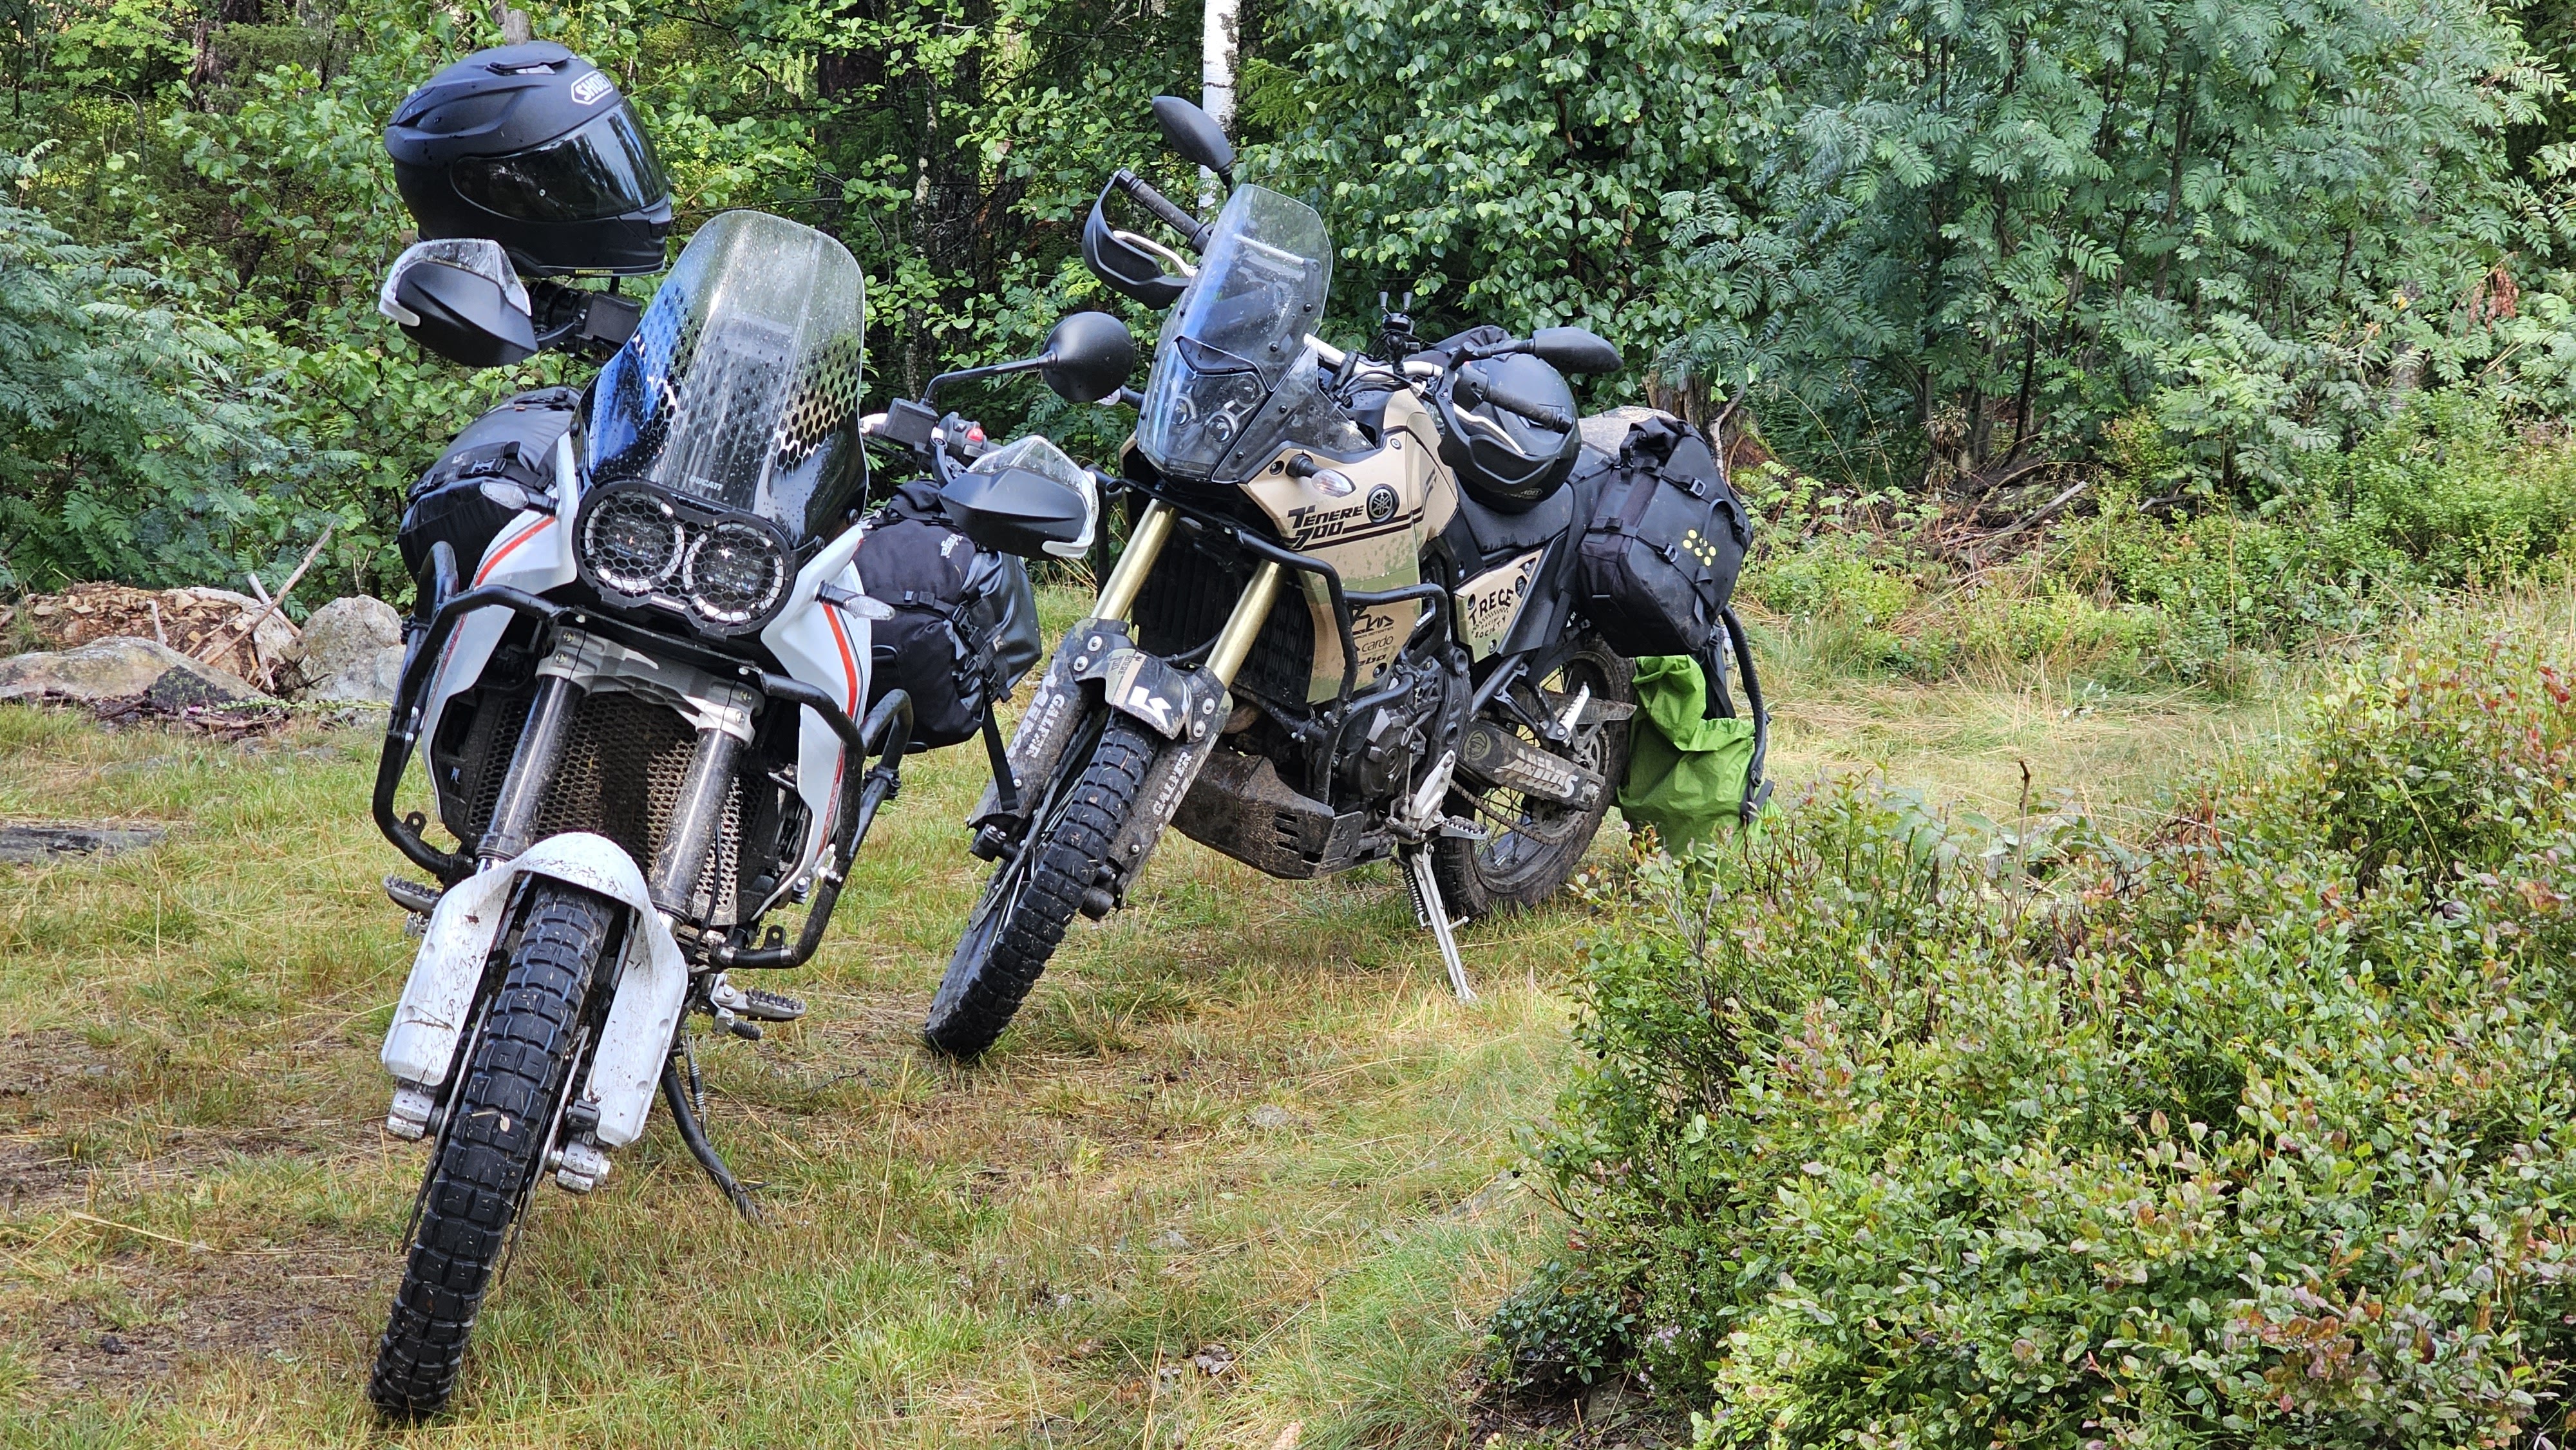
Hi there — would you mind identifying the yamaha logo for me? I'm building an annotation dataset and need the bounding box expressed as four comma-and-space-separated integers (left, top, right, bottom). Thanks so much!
1365, 485, 1398, 524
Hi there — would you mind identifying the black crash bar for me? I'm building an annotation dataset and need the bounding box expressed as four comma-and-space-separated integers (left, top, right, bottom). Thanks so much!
374, 575, 917, 965
374, 578, 569, 884
708, 682, 911, 970
1112, 478, 1456, 716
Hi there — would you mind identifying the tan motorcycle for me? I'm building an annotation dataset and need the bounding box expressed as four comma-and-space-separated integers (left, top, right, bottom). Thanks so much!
924, 100, 1757, 1057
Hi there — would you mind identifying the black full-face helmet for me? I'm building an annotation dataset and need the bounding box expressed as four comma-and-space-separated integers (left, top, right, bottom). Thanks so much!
386, 42, 673, 276
1435, 352, 1582, 513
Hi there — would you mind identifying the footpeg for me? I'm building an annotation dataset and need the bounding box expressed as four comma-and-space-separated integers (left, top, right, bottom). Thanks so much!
1401, 848, 1475, 1001
384, 875, 442, 914
709, 972, 804, 1022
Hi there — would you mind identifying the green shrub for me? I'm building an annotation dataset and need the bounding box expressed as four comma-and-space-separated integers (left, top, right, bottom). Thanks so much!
1526, 619, 2576, 1447
1486, 1257, 1638, 1400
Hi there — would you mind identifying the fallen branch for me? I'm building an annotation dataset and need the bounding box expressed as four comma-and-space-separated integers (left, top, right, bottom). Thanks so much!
200, 525, 332, 683
1965, 480, 2090, 565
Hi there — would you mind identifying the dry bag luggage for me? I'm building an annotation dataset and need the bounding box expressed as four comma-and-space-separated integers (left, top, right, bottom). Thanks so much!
857, 478, 1043, 751
399, 386, 583, 590
1575, 411, 1748, 658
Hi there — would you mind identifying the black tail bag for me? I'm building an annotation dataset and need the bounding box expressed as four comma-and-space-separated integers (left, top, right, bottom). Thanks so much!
1575, 410, 1770, 814
858, 480, 1042, 750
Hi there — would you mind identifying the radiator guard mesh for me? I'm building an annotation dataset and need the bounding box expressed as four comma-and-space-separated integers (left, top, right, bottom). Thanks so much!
457, 686, 743, 925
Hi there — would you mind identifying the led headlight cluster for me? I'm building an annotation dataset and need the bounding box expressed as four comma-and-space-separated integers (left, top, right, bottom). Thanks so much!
576, 483, 792, 635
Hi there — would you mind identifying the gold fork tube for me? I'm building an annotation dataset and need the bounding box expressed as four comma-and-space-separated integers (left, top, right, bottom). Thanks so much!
1093, 502, 1175, 623
1205, 561, 1286, 689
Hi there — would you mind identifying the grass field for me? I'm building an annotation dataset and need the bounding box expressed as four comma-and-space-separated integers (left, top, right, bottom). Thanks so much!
0, 597, 2308, 1448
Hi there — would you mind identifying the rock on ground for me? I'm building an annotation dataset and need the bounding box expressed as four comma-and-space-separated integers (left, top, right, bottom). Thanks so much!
294, 597, 405, 704
0, 637, 268, 710
0, 822, 166, 864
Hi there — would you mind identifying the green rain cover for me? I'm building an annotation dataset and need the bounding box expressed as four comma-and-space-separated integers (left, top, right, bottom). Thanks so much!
1617, 654, 1757, 848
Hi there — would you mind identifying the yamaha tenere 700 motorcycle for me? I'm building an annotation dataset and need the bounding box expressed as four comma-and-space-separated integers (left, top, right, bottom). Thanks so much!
364, 210, 1115, 1416
925, 103, 1651, 1059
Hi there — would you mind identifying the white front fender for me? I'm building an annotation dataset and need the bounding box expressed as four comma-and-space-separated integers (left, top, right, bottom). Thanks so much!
381, 831, 687, 1151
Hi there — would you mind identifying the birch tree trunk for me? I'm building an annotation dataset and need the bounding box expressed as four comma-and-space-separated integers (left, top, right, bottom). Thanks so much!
1200, 0, 1238, 208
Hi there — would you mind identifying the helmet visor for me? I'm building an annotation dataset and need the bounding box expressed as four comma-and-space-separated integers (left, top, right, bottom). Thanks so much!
452, 100, 669, 224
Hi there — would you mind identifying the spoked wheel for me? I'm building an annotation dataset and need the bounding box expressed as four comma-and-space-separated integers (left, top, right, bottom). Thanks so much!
369, 883, 616, 1420
1433, 637, 1634, 919
925, 713, 1156, 1060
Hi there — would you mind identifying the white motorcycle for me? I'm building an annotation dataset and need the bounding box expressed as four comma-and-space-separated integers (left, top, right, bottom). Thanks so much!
363, 210, 1124, 1417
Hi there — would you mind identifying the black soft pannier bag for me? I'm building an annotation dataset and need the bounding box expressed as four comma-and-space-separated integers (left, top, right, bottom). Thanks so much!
1575, 411, 1750, 657
858, 479, 1043, 750
400, 386, 584, 589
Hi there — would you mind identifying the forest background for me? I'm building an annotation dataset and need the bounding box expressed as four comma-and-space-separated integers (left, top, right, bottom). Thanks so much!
7, 0, 2576, 686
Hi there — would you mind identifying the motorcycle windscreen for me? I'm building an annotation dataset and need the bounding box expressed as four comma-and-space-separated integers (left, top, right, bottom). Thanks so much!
1133, 184, 1332, 485
587, 210, 866, 541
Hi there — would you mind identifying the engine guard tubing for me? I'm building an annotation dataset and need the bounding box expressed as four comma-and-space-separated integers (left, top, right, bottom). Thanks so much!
1113, 477, 1454, 713
709, 683, 913, 970
374, 584, 570, 885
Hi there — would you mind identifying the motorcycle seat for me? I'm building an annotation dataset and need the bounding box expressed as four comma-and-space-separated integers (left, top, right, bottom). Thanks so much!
1451, 477, 1574, 570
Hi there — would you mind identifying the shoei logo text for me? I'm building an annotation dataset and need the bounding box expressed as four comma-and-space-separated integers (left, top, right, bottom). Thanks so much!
571, 73, 615, 106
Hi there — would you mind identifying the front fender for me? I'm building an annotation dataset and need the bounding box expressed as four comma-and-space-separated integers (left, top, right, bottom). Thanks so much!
380, 831, 687, 1151
1077, 645, 1205, 742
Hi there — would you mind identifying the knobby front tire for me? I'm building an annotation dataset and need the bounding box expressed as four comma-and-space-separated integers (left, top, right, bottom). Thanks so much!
925, 717, 1159, 1060
368, 883, 614, 1420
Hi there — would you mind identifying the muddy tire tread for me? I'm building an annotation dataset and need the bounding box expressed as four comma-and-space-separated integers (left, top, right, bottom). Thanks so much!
368, 883, 611, 1420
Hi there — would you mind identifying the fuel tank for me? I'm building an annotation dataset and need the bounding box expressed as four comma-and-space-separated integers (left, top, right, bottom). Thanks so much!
1236, 390, 1456, 701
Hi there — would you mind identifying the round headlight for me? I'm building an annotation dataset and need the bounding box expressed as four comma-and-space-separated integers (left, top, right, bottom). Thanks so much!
580, 489, 684, 596
682, 521, 788, 628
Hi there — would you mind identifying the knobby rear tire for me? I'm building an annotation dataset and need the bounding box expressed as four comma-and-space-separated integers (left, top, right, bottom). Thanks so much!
368, 883, 616, 1420
925, 717, 1159, 1060
1432, 637, 1634, 920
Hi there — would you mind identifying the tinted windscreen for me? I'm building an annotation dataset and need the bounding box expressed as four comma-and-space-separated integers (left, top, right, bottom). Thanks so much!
453, 102, 668, 223
1134, 185, 1338, 484
587, 211, 867, 541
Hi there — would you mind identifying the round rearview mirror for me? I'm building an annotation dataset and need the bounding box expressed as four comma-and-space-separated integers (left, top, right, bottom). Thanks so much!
1039, 311, 1136, 404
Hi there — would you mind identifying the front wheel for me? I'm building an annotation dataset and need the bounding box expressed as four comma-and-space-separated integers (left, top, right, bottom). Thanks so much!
925, 716, 1159, 1060
1433, 638, 1634, 919
368, 883, 616, 1420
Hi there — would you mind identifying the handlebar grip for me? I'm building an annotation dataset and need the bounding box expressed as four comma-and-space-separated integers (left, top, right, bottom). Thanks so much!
1456, 371, 1573, 432
1112, 169, 1211, 251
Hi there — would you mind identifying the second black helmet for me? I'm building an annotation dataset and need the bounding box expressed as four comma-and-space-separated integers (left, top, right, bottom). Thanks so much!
386, 42, 672, 276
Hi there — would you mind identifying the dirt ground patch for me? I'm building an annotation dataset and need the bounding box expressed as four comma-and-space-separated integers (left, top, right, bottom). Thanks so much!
14, 1232, 384, 1402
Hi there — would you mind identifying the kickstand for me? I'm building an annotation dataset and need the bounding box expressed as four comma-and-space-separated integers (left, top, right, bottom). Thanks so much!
660, 1057, 762, 1223
1402, 848, 1475, 1001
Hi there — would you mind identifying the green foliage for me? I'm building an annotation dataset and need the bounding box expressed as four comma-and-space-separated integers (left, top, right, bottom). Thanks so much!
1486, 1257, 1638, 1399
0, 0, 1200, 594
1531, 619, 2576, 1446
0, 161, 351, 591
1277, 0, 2576, 491
1263, 0, 1732, 357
